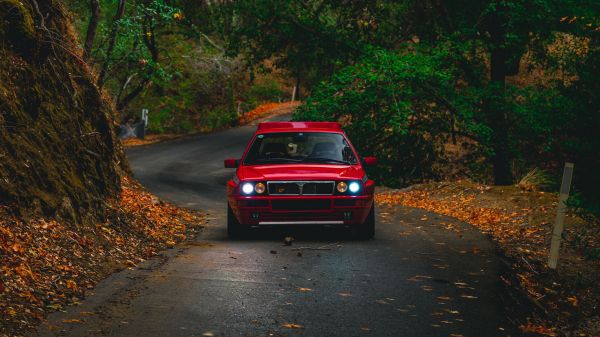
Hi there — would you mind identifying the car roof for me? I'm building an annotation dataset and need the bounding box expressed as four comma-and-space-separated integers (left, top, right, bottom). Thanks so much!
256, 122, 342, 133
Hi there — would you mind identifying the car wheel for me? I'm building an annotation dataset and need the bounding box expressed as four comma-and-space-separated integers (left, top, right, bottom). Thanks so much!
227, 203, 244, 238
355, 205, 375, 240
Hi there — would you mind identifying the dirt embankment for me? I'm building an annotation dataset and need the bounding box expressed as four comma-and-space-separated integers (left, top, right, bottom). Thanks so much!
0, 0, 122, 222
0, 2, 206, 336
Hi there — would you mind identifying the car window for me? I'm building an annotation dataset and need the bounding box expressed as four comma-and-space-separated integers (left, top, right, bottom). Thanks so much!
243, 132, 358, 165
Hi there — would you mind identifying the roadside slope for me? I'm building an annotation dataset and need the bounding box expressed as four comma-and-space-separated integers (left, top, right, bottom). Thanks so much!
0, 0, 121, 220
0, 2, 205, 335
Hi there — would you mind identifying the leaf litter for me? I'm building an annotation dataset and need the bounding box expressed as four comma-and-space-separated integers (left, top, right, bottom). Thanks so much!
0, 177, 204, 335
376, 180, 600, 335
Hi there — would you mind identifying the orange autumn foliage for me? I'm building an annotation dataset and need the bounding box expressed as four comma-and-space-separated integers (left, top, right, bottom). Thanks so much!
0, 177, 204, 335
239, 101, 300, 124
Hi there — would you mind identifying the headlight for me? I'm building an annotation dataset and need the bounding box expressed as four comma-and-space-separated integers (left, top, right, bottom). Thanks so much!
241, 183, 254, 195
255, 182, 266, 194
348, 181, 360, 193
336, 181, 348, 193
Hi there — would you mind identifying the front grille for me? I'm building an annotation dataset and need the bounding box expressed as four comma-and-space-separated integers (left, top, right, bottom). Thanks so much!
271, 199, 331, 211
268, 182, 300, 195
267, 181, 334, 195
302, 182, 334, 195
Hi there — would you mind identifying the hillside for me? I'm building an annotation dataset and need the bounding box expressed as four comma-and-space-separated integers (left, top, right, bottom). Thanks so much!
0, 2, 205, 335
0, 0, 121, 221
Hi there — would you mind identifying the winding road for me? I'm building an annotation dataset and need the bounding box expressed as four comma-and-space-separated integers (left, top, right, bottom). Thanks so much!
36, 116, 517, 336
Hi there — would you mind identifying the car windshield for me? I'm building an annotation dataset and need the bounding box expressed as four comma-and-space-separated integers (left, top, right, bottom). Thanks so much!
243, 132, 358, 165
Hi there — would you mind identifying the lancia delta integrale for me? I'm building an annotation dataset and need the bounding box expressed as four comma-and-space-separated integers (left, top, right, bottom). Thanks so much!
224, 122, 377, 239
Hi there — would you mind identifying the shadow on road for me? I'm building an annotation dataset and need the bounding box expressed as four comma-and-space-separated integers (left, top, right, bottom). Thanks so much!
226, 225, 368, 242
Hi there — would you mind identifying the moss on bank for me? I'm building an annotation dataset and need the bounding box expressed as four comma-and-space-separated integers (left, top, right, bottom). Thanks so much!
0, 0, 122, 221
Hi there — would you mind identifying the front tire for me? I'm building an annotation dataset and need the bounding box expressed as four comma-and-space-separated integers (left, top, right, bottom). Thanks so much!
355, 205, 375, 240
227, 203, 244, 238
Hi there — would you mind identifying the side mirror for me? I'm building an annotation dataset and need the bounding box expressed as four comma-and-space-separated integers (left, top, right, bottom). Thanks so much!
224, 159, 239, 168
363, 156, 377, 166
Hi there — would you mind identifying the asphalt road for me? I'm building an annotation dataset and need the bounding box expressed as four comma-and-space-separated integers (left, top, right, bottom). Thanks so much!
35, 116, 517, 337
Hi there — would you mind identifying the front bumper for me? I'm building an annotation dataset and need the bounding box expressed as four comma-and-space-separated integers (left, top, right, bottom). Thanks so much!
228, 195, 374, 226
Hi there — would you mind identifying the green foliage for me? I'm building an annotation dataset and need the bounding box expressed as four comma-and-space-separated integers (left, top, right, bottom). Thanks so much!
104, 1, 180, 86
243, 81, 285, 107
288, 0, 600, 214
63, 0, 600, 214
295, 48, 458, 185
200, 106, 238, 131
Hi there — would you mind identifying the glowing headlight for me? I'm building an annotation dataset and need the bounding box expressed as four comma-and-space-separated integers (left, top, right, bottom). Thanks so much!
336, 181, 348, 193
255, 182, 266, 194
241, 183, 254, 195
348, 182, 360, 193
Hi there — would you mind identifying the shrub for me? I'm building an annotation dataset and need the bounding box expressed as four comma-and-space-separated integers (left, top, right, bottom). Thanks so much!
294, 48, 458, 186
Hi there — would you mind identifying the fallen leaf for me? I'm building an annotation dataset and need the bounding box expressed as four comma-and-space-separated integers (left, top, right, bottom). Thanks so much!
460, 295, 478, 299
66, 280, 77, 290
407, 275, 433, 282
520, 323, 557, 336
281, 323, 304, 329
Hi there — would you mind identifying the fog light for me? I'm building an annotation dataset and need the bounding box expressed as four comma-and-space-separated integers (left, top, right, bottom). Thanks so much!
337, 181, 348, 193
255, 182, 266, 194
348, 182, 360, 193
241, 183, 254, 195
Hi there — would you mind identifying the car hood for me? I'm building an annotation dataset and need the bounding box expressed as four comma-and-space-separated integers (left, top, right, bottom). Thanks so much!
237, 164, 364, 181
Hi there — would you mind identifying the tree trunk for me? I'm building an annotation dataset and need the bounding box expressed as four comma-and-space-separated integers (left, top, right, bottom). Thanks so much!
116, 82, 147, 111
295, 72, 301, 100
487, 6, 512, 185
83, 0, 100, 60
97, 0, 126, 88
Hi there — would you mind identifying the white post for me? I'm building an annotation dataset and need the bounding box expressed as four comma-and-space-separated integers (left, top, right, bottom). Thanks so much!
139, 108, 149, 139
548, 162, 574, 269
141, 108, 149, 127
291, 85, 297, 102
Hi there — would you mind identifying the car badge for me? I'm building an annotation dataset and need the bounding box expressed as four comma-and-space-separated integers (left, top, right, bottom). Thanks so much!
278, 187, 285, 193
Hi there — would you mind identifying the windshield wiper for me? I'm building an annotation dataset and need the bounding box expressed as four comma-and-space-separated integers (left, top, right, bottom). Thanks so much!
250, 157, 303, 164
303, 157, 352, 165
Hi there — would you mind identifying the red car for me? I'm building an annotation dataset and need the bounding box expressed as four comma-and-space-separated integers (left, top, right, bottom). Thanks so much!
224, 121, 377, 239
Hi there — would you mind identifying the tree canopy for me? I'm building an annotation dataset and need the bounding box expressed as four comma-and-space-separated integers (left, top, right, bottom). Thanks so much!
65, 0, 600, 213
